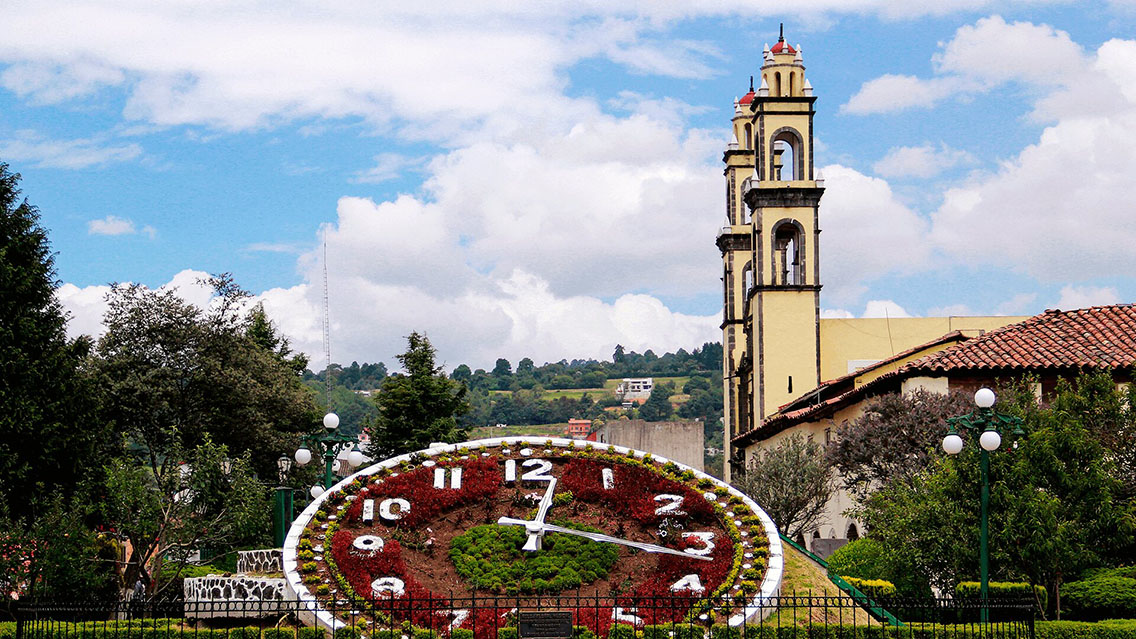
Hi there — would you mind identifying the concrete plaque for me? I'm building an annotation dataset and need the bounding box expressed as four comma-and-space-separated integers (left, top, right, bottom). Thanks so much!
518, 611, 573, 639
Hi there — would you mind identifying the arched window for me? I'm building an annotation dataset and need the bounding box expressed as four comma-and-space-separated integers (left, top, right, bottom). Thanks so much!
743, 123, 752, 150
847, 523, 860, 541
742, 261, 754, 294
770, 128, 802, 181
774, 72, 781, 97
788, 72, 794, 96
771, 220, 804, 286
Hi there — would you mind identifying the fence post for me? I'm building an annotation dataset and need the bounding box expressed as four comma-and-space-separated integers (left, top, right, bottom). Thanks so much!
14, 604, 24, 639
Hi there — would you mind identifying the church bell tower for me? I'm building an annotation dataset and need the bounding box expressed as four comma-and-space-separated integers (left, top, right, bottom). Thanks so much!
719, 27, 824, 480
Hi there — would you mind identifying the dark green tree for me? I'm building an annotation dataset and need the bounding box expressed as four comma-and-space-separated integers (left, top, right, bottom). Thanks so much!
638, 384, 674, 421
451, 364, 472, 382
0, 163, 113, 518
366, 332, 469, 458
94, 275, 319, 481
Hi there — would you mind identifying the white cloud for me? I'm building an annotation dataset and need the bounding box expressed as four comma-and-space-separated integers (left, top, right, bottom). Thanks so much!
862, 300, 913, 318
842, 75, 965, 115
873, 143, 975, 178
350, 153, 421, 184
0, 131, 141, 169
820, 308, 855, 319
86, 215, 156, 238
815, 164, 931, 304
1055, 285, 1120, 310
87, 216, 136, 236
842, 16, 1085, 115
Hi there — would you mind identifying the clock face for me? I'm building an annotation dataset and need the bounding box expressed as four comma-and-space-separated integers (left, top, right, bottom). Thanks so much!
283, 437, 783, 635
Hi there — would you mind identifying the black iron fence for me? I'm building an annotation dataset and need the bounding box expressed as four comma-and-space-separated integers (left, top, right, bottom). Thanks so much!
7, 596, 1035, 639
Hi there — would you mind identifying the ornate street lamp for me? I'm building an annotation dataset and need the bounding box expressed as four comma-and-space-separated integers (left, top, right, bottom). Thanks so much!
271, 456, 295, 548
294, 412, 365, 498
943, 387, 1025, 622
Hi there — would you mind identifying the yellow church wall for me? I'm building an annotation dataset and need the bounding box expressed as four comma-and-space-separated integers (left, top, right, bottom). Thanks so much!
818, 316, 1027, 384
747, 401, 866, 544
757, 290, 819, 415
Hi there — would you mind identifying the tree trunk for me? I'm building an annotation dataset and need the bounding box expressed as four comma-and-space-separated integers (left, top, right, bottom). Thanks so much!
1055, 572, 1062, 620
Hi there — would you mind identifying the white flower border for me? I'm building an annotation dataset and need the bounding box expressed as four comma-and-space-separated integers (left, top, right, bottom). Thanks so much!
283, 437, 783, 631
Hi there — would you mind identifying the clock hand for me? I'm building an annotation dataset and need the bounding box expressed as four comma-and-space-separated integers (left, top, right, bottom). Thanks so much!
496, 517, 712, 561
521, 478, 557, 551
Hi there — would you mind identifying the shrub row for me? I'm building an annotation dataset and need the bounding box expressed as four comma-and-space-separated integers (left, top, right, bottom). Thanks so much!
955, 581, 1048, 610
843, 577, 898, 601
0, 625, 328, 639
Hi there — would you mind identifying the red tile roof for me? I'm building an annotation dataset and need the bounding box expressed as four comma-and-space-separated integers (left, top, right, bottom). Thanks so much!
908, 305, 1136, 371
739, 89, 756, 105
732, 304, 1136, 447
771, 41, 796, 54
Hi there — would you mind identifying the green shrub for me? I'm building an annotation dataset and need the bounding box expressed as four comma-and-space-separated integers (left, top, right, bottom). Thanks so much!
643, 625, 702, 639
264, 629, 297, 639
1062, 577, 1136, 621
452, 630, 474, 639
572, 626, 596, 639
333, 626, 363, 639
411, 628, 436, 639
956, 581, 1047, 610
1081, 567, 1136, 581
1037, 619, 1136, 639
844, 577, 897, 600
827, 539, 888, 582
298, 627, 327, 639
607, 625, 635, 639
498, 628, 519, 639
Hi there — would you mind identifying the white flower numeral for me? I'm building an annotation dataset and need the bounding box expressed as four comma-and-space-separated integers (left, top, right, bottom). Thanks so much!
682, 532, 715, 556
433, 467, 463, 489
439, 609, 469, 629
612, 607, 643, 625
380, 498, 410, 521
602, 468, 615, 490
371, 576, 405, 597
654, 494, 686, 516
361, 499, 375, 524
506, 459, 553, 483
670, 574, 705, 593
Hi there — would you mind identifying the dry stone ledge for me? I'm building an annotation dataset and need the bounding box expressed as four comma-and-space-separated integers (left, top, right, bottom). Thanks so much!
184, 575, 286, 619
237, 548, 282, 574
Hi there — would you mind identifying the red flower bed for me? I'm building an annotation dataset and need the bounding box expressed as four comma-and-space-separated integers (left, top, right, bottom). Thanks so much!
330, 529, 439, 626
342, 458, 501, 528
559, 458, 715, 526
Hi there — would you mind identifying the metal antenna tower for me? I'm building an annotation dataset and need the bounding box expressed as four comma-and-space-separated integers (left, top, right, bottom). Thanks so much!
322, 240, 332, 406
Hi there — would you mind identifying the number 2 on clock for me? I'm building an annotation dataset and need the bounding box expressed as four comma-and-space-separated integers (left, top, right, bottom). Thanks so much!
504, 459, 553, 483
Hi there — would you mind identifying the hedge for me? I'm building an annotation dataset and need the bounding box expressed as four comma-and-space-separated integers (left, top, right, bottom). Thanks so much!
956, 581, 1048, 610
1037, 619, 1136, 639
844, 577, 898, 601
1062, 577, 1136, 622
0, 626, 329, 639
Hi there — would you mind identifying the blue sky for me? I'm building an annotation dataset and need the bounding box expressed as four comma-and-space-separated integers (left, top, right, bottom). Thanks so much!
4, 1, 1136, 371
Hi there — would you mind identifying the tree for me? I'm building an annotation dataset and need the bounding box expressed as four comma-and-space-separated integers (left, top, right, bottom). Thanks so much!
101, 438, 270, 594
733, 434, 835, 540
451, 364, 472, 382
366, 332, 469, 459
855, 372, 1136, 613
828, 388, 973, 499
93, 275, 320, 482
0, 163, 113, 518
638, 384, 674, 421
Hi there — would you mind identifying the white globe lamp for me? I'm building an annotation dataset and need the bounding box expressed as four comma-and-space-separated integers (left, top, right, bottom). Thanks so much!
975, 388, 996, 409
323, 412, 340, 430
979, 429, 1002, 451
310, 485, 324, 498
348, 448, 365, 468
942, 433, 964, 455
295, 447, 312, 466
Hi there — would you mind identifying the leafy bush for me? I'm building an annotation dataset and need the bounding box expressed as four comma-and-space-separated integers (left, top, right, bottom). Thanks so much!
298, 627, 327, 639
1081, 567, 1136, 581
844, 577, 897, 600
449, 522, 618, 593
607, 625, 635, 639
263, 629, 297, 639
452, 630, 474, 639
1062, 577, 1136, 621
956, 581, 1047, 610
498, 628, 519, 639
827, 539, 888, 581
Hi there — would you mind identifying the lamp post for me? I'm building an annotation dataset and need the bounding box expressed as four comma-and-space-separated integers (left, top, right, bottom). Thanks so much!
294, 412, 365, 498
272, 456, 294, 548
943, 388, 1025, 623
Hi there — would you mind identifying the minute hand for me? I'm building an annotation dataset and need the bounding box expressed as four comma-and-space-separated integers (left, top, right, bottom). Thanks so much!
495, 517, 711, 561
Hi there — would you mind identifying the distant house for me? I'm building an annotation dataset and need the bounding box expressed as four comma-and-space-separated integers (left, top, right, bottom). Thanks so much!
616, 378, 653, 405
564, 419, 592, 439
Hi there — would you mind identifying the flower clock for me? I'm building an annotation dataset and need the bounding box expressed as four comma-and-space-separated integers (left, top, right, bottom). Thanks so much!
283, 438, 783, 638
